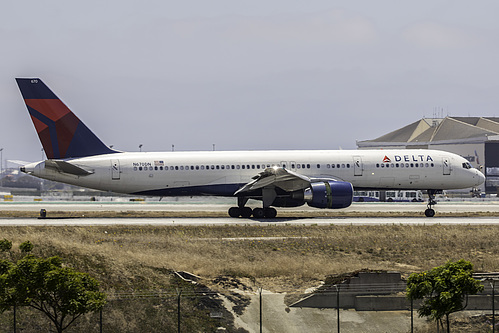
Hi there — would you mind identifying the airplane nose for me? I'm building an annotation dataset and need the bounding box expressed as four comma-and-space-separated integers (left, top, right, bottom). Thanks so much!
476, 170, 486, 186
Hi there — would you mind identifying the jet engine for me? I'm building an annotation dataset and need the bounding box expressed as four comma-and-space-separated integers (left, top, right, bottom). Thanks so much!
303, 181, 353, 209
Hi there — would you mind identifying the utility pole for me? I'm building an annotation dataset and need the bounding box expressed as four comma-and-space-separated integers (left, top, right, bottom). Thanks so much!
0, 148, 3, 188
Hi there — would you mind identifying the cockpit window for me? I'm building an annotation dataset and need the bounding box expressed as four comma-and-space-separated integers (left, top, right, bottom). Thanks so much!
462, 162, 472, 169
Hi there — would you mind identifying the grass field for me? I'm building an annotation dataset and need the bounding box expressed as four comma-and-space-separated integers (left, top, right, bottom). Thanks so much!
1, 223, 497, 291
1, 223, 498, 332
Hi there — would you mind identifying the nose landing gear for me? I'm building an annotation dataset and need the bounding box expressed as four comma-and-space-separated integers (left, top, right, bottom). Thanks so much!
424, 190, 438, 217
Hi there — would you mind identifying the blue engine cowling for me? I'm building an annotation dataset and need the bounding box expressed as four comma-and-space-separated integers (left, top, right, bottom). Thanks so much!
304, 181, 353, 209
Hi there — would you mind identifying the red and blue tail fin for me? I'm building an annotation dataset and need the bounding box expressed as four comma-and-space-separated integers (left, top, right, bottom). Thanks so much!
16, 78, 117, 159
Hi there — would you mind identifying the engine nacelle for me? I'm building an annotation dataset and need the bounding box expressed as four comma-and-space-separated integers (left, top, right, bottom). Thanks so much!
304, 181, 353, 209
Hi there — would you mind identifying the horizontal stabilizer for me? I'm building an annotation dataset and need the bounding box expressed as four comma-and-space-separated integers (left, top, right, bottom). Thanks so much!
45, 160, 93, 176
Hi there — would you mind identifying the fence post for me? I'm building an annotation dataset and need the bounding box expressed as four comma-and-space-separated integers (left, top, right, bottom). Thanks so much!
259, 287, 262, 333
100, 307, 103, 333
13, 304, 16, 333
177, 289, 182, 333
410, 298, 413, 333
335, 285, 340, 333
492, 281, 495, 333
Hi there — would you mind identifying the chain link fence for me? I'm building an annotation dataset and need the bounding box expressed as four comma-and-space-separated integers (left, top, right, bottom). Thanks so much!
0, 283, 497, 332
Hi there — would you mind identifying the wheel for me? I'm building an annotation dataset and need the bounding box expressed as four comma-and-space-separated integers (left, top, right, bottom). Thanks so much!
387, 198, 393, 202
425, 208, 435, 217
228, 207, 241, 218
240, 207, 253, 218
252, 208, 265, 218
264, 208, 277, 218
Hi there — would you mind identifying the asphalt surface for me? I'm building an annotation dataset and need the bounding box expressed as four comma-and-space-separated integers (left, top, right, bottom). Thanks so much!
0, 201, 498, 225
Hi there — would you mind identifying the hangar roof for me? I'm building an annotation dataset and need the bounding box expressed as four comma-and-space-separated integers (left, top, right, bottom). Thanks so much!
357, 117, 499, 148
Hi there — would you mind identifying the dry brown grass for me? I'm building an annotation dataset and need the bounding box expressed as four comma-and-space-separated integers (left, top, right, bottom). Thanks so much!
1, 223, 498, 292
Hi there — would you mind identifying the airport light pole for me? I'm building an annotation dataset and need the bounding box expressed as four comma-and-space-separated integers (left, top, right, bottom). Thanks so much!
139, 144, 143, 152
0, 148, 3, 188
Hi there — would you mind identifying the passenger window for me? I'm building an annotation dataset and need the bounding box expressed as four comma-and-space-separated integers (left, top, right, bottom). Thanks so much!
316, 164, 320, 168
336, 164, 340, 168
236, 165, 240, 169
297, 164, 301, 169
216, 165, 220, 170
307, 164, 310, 169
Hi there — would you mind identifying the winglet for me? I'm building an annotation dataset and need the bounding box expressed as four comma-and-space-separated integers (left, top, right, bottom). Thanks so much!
16, 78, 118, 159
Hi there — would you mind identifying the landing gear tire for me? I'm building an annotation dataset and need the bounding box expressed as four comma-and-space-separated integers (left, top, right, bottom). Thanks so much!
228, 207, 241, 218
253, 208, 265, 218
240, 207, 253, 218
425, 189, 438, 218
264, 208, 277, 218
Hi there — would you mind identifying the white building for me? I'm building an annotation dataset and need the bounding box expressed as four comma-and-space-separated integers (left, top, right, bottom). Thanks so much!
357, 117, 499, 193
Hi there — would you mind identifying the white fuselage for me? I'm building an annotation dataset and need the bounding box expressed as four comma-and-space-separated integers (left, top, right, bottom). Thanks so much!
22, 149, 484, 197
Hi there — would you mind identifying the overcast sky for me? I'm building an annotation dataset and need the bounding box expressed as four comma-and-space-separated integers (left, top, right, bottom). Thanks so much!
2, 0, 499, 164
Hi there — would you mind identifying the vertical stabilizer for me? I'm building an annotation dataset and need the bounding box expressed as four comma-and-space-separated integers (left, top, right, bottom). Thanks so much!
16, 78, 117, 159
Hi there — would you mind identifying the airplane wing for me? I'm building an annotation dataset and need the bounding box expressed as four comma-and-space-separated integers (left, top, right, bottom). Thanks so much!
45, 160, 94, 176
235, 167, 313, 195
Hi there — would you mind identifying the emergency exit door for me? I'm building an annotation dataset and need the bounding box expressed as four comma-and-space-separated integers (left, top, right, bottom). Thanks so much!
111, 160, 120, 180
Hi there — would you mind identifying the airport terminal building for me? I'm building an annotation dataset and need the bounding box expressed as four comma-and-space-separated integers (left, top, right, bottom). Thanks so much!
357, 117, 499, 194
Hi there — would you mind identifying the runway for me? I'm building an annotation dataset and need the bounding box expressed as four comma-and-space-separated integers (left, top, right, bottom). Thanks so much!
0, 216, 498, 226
0, 200, 498, 226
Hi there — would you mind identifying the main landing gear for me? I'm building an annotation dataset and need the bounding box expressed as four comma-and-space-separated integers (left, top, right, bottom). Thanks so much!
228, 206, 277, 218
424, 189, 438, 217
228, 197, 277, 218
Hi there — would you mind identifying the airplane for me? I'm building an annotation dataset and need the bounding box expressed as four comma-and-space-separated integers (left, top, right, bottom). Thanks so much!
16, 78, 485, 218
